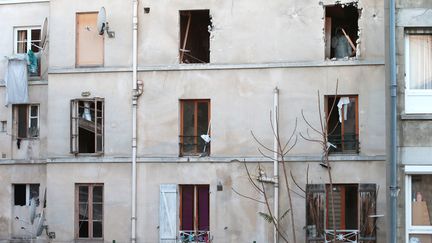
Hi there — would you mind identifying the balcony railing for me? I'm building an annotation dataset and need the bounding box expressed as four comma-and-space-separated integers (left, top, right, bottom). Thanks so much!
179, 136, 210, 156
328, 133, 359, 153
179, 230, 210, 243
325, 229, 359, 243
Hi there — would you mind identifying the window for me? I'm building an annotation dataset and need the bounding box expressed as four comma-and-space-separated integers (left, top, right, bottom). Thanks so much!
326, 96, 359, 153
324, 4, 360, 59
14, 27, 41, 76
405, 30, 432, 113
13, 104, 39, 138
70, 98, 104, 154
306, 184, 377, 243
179, 10, 211, 64
1, 121, 6, 132
76, 12, 104, 66
13, 184, 39, 206
75, 184, 103, 239
179, 100, 210, 156
180, 185, 210, 242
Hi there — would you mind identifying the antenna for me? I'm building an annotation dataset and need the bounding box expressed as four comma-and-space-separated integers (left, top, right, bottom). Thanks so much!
97, 7, 115, 38
41, 17, 48, 48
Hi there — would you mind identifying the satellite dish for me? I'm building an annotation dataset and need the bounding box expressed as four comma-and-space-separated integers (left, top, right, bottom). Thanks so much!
29, 198, 37, 224
97, 7, 115, 38
97, 7, 106, 35
40, 17, 48, 47
35, 210, 46, 237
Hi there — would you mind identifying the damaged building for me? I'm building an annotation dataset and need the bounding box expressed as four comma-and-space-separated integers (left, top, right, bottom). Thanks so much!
0, 0, 386, 242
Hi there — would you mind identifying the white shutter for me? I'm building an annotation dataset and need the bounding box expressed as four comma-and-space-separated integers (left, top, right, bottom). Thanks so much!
160, 184, 177, 243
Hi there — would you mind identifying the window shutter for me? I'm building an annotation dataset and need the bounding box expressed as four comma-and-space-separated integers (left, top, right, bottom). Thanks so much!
94, 98, 104, 153
160, 184, 178, 243
359, 183, 377, 242
306, 184, 326, 241
70, 99, 79, 154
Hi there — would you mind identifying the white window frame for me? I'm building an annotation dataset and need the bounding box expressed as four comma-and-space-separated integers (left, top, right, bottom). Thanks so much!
15, 104, 40, 138
404, 32, 432, 113
13, 26, 41, 54
13, 184, 39, 206
29, 104, 39, 132
405, 166, 432, 243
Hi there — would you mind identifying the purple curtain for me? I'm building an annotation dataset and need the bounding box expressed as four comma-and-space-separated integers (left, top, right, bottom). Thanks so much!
181, 186, 194, 230
198, 185, 209, 231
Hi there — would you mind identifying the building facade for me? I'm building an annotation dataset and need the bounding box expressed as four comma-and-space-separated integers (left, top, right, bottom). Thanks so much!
0, 0, 386, 242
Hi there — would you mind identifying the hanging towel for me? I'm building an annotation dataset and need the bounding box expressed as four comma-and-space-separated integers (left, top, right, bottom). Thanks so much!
4, 55, 29, 105
27, 50, 38, 75
337, 97, 350, 123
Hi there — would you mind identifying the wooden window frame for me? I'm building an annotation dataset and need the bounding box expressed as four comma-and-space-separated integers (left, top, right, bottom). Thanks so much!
179, 99, 211, 156
325, 95, 359, 153
70, 98, 104, 155
179, 185, 210, 238
75, 183, 104, 240
14, 104, 40, 139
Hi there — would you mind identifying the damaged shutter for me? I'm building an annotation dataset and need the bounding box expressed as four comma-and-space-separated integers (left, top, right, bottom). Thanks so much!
94, 98, 104, 154
306, 184, 325, 242
359, 183, 377, 242
70, 99, 79, 154
160, 184, 177, 243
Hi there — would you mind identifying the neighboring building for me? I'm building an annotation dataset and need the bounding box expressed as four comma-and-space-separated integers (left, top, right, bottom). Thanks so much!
394, 0, 432, 242
0, 0, 386, 243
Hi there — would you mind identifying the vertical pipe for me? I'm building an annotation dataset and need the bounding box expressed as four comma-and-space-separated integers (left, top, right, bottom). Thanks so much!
131, 0, 138, 243
389, 0, 398, 241
273, 87, 279, 243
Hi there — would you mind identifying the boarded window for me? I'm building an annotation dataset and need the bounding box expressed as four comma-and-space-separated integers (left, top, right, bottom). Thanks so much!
70, 98, 104, 154
179, 10, 211, 64
75, 184, 103, 239
326, 96, 359, 153
325, 4, 360, 59
76, 12, 104, 66
13, 104, 39, 138
179, 100, 210, 156
179, 185, 210, 242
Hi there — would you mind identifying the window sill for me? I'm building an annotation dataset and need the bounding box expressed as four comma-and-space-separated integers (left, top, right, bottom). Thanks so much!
17, 137, 39, 140
401, 113, 432, 120
74, 239, 104, 243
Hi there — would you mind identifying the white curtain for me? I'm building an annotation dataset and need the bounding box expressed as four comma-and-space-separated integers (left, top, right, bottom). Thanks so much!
409, 35, 432, 89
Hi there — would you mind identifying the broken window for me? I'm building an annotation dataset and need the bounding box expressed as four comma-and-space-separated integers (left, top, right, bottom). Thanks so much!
13, 184, 39, 206
179, 10, 211, 64
306, 184, 377, 243
70, 98, 104, 154
179, 185, 210, 242
76, 184, 103, 239
1, 121, 6, 132
326, 96, 359, 153
76, 12, 104, 66
324, 4, 360, 59
13, 104, 39, 139
14, 27, 41, 76
179, 100, 210, 156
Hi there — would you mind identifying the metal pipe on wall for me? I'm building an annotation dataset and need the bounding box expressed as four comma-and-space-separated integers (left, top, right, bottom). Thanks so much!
273, 87, 279, 243
131, 0, 138, 242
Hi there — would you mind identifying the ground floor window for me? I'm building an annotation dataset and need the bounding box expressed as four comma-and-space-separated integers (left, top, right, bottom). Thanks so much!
75, 183, 103, 239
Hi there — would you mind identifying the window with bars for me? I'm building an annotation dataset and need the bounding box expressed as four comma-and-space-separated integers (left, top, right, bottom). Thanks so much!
75, 184, 103, 239
13, 104, 39, 139
70, 98, 104, 154
179, 100, 210, 156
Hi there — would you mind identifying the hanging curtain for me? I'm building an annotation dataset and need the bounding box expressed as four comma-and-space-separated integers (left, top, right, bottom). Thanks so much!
409, 35, 432, 90
17, 30, 27, 54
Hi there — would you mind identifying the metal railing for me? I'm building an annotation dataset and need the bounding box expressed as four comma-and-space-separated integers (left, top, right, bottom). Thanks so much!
179, 136, 210, 156
179, 230, 210, 243
328, 133, 359, 153
325, 229, 359, 243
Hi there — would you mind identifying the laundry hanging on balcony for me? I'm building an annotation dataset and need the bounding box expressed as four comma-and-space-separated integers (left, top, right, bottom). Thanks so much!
4, 54, 29, 105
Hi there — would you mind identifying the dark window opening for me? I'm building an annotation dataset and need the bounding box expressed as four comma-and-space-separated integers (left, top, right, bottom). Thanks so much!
14, 184, 26, 206
14, 104, 39, 139
325, 4, 360, 59
71, 99, 104, 154
326, 96, 359, 153
179, 10, 211, 64
180, 185, 210, 242
326, 184, 358, 230
180, 100, 210, 156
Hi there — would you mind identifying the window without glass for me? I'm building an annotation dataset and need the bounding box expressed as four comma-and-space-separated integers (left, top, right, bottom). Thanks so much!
306, 184, 377, 243
13, 184, 39, 206
324, 4, 360, 59
13, 104, 39, 138
179, 185, 210, 242
326, 96, 359, 153
70, 98, 104, 154
76, 12, 104, 66
180, 100, 210, 156
75, 184, 103, 239
179, 10, 211, 64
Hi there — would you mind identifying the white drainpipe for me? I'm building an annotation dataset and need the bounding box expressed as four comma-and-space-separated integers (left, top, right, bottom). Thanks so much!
131, 0, 138, 242
273, 87, 279, 243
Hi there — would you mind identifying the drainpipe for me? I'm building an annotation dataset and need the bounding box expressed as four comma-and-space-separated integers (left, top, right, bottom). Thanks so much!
131, 0, 138, 242
389, 0, 398, 241
273, 87, 279, 243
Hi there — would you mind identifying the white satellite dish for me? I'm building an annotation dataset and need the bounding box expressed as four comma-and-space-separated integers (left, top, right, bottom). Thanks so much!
97, 7, 115, 38
35, 209, 46, 237
40, 17, 48, 48
29, 198, 37, 224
